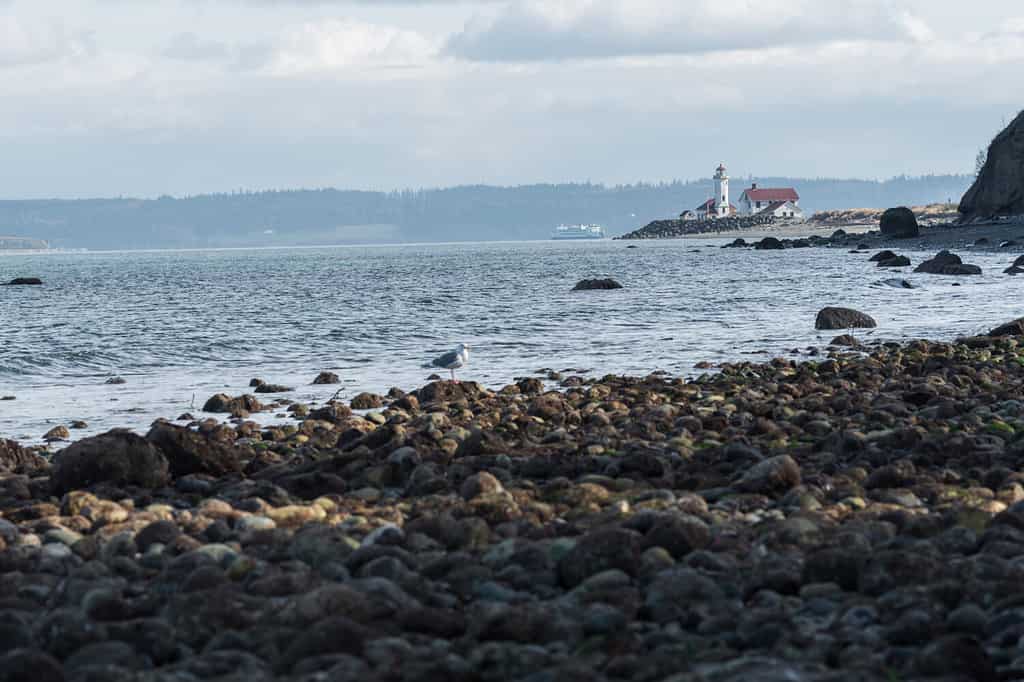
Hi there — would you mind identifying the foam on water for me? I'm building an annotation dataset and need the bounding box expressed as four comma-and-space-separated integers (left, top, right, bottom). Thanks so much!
1, 240, 1020, 443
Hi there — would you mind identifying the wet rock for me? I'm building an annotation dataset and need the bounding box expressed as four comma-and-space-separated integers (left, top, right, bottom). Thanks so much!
313, 372, 341, 385
50, 430, 170, 493
915, 635, 997, 681
146, 422, 242, 477
814, 307, 877, 330
558, 528, 642, 587
254, 383, 292, 393
869, 250, 898, 262
735, 455, 802, 495
915, 250, 982, 275
0, 439, 46, 472
350, 392, 384, 410
829, 334, 860, 347
754, 237, 784, 250
988, 318, 1024, 337
0, 649, 65, 682
877, 255, 911, 267
42, 426, 70, 442
460, 472, 504, 500
4, 278, 43, 286
572, 278, 623, 291
879, 206, 920, 238
104, 376, 126, 385
202, 393, 262, 414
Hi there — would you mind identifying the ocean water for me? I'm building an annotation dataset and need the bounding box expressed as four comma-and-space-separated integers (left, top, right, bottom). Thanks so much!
1, 239, 1021, 444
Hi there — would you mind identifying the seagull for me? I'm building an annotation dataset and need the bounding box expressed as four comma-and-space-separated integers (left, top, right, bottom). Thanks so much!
431, 343, 470, 382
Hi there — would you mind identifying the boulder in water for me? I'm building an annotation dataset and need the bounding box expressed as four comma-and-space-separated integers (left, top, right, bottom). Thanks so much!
879, 207, 919, 238
722, 238, 748, 248
831, 229, 847, 239
572, 278, 622, 291
51, 430, 170, 493
869, 250, 898, 262
988, 318, 1024, 337
754, 237, 784, 250
959, 110, 1024, 221
914, 250, 981, 275
254, 383, 293, 394
830, 334, 861, 347
815, 307, 877, 330
312, 371, 341, 385
4, 277, 42, 286
202, 393, 262, 414
881, 278, 915, 289
877, 255, 911, 267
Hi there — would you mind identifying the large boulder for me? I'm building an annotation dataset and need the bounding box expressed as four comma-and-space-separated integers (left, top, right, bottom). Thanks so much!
815, 307, 877, 330
879, 207, 919, 238
754, 237, 784, 250
914, 250, 982, 275
868, 250, 898, 262
202, 393, 262, 414
145, 422, 242, 477
877, 255, 911, 267
988, 318, 1024, 337
959, 110, 1024, 221
51, 430, 170, 493
572, 278, 622, 291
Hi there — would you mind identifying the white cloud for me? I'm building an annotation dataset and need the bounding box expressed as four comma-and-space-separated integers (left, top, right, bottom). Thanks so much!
445, 0, 934, 61
0, 14, 93, 67
265, 18, 439, 75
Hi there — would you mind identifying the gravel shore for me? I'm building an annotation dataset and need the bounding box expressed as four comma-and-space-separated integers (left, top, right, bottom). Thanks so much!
5, 330, 1024, 680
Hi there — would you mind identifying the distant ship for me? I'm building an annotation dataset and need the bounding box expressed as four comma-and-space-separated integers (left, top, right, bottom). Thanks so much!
551, 224, 605, 240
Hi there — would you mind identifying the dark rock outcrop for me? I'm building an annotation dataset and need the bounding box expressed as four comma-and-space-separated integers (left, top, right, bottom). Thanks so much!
3, 277, 43, 286
959, 109, 1024, 221
879, 207, 919, 238
572, 278, 622, 291
51, 430, 170, 493
815, 307, 877, 330
202, 393, 262, 414
312, 372, 341, 385
988, 318, 1024, 337
869, 250, 897, 262
145, 422, 242, 478
754, 237, 784, 250
914, 250, 982, 275
254, 383, 292, 394
877, 256, 911, 267
350, 392, 384, 410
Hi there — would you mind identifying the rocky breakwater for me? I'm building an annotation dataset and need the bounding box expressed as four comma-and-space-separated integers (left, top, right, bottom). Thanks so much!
12, 333, 1024, 678
618, 214, 777, 240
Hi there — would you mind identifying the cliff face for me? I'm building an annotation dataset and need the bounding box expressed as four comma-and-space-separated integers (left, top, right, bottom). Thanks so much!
959, 110, 1024, 221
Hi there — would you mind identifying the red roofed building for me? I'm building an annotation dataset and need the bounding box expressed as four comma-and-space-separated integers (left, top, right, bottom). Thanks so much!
737, 183, 802, 217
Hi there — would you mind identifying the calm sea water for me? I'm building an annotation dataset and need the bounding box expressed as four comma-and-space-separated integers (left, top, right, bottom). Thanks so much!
1, 240, 1021, 444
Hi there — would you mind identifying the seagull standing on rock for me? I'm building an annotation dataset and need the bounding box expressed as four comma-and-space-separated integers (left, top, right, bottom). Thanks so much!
431, 343, 469, 382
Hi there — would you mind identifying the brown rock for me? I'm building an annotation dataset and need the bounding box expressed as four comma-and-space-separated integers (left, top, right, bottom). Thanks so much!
50, 430, 170, 494
145, 422, 243, 478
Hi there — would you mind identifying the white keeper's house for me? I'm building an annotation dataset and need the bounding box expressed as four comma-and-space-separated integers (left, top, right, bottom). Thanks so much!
683, 164, 804, 221
736, 182, 804, 219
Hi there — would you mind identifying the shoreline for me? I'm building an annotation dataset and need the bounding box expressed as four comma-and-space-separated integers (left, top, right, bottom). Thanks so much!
3, 325, 1024, 678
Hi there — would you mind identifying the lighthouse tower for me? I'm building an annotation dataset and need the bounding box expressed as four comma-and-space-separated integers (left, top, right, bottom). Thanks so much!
714, 163, 729, 218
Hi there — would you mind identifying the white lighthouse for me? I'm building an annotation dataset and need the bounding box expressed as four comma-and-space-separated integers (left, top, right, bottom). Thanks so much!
714, 163, 729, 218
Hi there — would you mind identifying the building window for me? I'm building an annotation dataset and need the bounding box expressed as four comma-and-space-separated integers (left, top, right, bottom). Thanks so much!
756, 201, 761, 208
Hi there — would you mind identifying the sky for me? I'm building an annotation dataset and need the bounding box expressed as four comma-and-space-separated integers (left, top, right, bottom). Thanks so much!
0, 0, 1021, 198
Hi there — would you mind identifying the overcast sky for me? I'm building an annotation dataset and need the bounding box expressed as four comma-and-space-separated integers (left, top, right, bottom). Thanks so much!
1, 0, 1021, 198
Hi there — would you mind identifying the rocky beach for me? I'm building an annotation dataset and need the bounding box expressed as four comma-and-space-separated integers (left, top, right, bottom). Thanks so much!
6, 323, 1024, 680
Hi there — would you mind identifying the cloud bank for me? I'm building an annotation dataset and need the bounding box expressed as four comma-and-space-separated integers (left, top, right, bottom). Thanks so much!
445, 0, 933, 61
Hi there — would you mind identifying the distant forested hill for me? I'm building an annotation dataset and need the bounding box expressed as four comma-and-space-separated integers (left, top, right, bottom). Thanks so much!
0, 174, 972, 249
